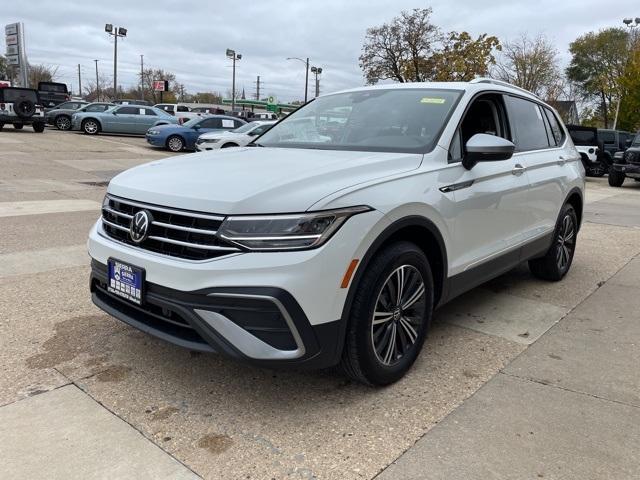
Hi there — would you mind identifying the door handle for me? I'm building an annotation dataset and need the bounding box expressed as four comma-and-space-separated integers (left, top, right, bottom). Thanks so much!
511, 164, 526, 176
557, 155, 566, 166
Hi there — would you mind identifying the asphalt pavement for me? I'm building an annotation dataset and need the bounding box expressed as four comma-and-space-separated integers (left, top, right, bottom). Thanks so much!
0, 128, 638, 479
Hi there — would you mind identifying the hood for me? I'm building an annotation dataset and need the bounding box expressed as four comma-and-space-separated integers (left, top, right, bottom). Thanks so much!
108, 147, 422, 214
150, 123, 187, 132
199, 130, 236, 140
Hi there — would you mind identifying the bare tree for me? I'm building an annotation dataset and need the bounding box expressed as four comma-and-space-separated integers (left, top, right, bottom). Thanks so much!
493, 34, 560, 97
28, 64, 59, 88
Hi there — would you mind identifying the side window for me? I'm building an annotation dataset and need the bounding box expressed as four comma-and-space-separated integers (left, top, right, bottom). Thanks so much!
600, 131, 615, 145
71, 103, 83, 110
505, 96, 550, 151
176, 105, 189, 112
117, 106, 139, 115
543, 108, 564, 146
449, 95, 507, 163
200, 118, 222, 129
144, 108, 157, 116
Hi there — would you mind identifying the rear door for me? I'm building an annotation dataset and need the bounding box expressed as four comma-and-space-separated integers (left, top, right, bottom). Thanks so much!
504, 95, 567, 244
138, 108, 160, 133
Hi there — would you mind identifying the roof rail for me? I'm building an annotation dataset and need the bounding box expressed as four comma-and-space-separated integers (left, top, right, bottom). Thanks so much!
470, 77, 540, 99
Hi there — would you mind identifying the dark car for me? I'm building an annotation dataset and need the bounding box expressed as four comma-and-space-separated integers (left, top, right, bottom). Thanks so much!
45, 100, 89, 130
37, 82, 70, 108
609, 132, 640, 187
0, 87, 46, 132
598, 129, 633, 167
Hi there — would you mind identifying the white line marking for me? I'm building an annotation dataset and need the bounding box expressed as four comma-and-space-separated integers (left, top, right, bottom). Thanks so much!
0, 199, 101, 218
0, 245, 89, 277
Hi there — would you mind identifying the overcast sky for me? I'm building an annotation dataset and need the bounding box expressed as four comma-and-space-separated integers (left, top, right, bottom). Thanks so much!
5, 0, 638, 102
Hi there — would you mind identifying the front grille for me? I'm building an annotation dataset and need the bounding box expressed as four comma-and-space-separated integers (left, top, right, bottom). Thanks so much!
624, 150, 640, 165
101, 195, 241, 260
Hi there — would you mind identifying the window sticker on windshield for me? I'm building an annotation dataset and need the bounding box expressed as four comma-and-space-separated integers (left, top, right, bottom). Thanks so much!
222, 119, 234, 128
420, 97, 446, 104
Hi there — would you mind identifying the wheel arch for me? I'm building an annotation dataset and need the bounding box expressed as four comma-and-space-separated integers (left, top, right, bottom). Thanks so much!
81, 117, 101, 131
565, 187, 583, 230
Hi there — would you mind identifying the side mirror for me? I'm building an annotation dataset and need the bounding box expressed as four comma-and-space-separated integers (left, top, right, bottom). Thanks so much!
463, 134, 515, 170
193, 124, 201, 130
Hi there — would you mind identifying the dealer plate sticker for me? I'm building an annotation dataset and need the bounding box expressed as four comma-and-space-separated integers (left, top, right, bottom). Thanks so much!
108, 259, 144, 305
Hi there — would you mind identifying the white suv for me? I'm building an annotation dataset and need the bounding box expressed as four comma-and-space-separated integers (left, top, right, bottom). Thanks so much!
89, 79, 584, 385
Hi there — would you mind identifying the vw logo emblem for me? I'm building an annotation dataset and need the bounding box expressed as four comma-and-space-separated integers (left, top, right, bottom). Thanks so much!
130, 210, 152, 243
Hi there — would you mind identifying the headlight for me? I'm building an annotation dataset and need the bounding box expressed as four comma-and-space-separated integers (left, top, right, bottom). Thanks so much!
217, 206, 372, 251
199, 138, 220, 143
147, 129, 160, 135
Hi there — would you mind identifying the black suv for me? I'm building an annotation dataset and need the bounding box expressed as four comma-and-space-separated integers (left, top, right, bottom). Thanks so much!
609, 132, 640, 187
0, 87, 46, 132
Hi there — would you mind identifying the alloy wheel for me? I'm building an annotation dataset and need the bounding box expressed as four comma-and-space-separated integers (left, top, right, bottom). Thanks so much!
168, 136, 183, 152
371, 265, 426, 366
56, 116, 71, 130
84, 120, 98, 134
556, 214, 576, 271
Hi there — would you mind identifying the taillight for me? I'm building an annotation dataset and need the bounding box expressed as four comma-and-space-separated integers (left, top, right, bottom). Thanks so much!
0, 103, 4, 109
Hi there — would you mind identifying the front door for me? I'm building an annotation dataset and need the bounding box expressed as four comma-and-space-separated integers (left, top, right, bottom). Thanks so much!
446, 94, 531, 277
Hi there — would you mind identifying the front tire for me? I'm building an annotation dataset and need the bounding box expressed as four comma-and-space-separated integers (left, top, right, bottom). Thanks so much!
608, 169, 625, 187
340, 241, 434, 386
13, 123, 24, 130
55, 115, 72, 131
166, 135, 185, 152
528, 204, 577, 281
82, 119, 100, 135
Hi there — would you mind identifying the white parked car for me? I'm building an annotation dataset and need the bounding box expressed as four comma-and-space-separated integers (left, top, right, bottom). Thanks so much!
89, 79, 584, 385
153, 104, 202, 123
195, 121, 276, 151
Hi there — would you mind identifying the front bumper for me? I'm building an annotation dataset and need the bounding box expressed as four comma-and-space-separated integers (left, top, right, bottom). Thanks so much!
612, 162, 640, 177
145, 134, 165, 147
90, 260, 342, 369
195, 141, 221, 152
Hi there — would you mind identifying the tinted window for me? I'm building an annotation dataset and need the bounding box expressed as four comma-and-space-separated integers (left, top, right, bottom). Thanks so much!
176, 105, 189, 112
39, 83, 68, 93
543, 108, 564, 146
252, 124, 271, 135
569, 129, 597, 146
233, 120, 244, 128
86, 104, 110, 112
144, 108, 157, 116
600, 131, 615, 144
117, 106, 140, 115
199, 118, 222, 128
505, 96, 550, 151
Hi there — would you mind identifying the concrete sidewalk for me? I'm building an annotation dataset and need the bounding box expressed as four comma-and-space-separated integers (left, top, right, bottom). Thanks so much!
378, 255, 640, 480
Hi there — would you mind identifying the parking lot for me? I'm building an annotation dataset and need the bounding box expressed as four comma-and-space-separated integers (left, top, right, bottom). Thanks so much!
1, 128, 639, 479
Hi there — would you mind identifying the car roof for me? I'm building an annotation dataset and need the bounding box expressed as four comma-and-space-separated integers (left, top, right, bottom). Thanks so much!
326, 78, 544, 105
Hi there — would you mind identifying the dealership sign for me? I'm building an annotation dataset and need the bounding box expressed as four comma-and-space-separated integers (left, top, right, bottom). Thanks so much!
4, 22, 28, 87
153, 80, 169, 92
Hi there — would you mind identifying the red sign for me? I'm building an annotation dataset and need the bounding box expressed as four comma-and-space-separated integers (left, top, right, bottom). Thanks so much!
153, 80, 168, 92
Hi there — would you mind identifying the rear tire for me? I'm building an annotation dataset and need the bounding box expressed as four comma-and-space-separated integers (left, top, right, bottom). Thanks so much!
340, 241, 434, 386
166, 135, 185, 152
33, 122, 45, 133
608, 169, 625, 187
528, 204, 577, 281
12, 123, 23, 130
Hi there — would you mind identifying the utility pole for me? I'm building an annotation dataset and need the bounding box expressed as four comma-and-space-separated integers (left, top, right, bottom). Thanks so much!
311, 66, 323, 98
77, 64, 82, 98
105, 24, 127, 100
140, 54, 144, 101
254, 75, 261, 100
226, 49, 242, 111
94, 60, 99, 101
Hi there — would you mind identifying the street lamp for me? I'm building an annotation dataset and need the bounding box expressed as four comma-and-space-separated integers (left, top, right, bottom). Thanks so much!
614, 17, 640, 128
226, 48, 242, 111
93, 59, 99, 101
286, 57, 309, 103
310, 66, 323, 98
105, 24, 127, 100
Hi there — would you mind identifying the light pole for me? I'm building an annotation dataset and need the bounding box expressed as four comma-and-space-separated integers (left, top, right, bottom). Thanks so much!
613, 17, 640, 128
310, 66, 323, 98
140, 54, 144, 101
286, 57, 309, 103
93, 59, 99, 101
105, 24, 127, 100
226, 48, 242, 111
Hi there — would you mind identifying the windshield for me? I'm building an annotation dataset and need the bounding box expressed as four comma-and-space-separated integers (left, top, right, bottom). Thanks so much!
182, 117, 203, 128
257, 88, 462, 153
233, 122, 259, 134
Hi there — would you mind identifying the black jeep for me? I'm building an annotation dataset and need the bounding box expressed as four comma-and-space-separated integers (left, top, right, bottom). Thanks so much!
0, 87, 46, 132
609, 132, 640, 187
38, 81, 70, 109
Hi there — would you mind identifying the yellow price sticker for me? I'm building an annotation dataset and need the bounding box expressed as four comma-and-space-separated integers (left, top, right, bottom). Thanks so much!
420, 97, 446, 104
